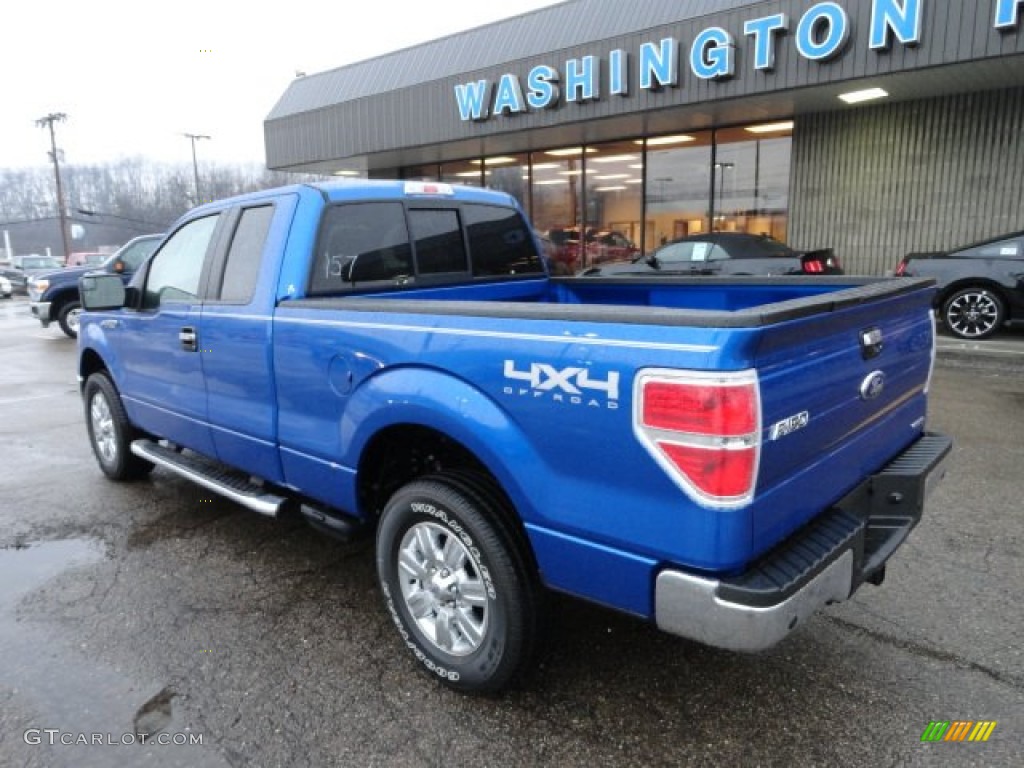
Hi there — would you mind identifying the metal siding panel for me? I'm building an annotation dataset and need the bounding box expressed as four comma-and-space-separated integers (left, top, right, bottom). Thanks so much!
267, 0, 1024, 172
976, 1, 996, 58
790, 87, 1024, 275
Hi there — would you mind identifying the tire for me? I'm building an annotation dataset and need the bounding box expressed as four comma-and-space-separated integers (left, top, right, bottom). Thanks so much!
83, 373, 154, 481
376, 473, 539, 693
58, 300, 82, 339
942, 287, 1005, 340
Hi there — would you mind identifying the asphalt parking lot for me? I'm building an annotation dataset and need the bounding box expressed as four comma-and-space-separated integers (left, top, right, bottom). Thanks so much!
1, 296, 1022, 767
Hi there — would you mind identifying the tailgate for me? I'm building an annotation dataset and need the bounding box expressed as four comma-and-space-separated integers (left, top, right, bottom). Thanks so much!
749, 279, 937, 553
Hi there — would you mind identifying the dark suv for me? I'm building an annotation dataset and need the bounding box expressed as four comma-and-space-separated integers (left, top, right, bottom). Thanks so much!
895, 231, 1024, 339
28, 234, 163, 338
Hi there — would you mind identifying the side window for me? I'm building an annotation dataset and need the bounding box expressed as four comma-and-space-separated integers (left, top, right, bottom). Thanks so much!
957, 237, 1022, 259
312, 203, 412, 293
465, 204, 542, 276
656, 242, 696, 263
219, 205, 273, 303
707, 244, 730, 261
144, 215, 219, 309
409, 209, 467, 275
121, 238, 160, 271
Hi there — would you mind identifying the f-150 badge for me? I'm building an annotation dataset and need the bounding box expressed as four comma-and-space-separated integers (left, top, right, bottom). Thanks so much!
769, 411, 809, 441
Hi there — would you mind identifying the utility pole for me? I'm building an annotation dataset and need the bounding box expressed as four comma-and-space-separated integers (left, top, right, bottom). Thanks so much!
36, 113, 71, 261
182, 133, 211, 204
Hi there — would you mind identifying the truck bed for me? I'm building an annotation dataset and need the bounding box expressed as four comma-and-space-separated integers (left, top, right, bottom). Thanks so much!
276, 273, 938, 617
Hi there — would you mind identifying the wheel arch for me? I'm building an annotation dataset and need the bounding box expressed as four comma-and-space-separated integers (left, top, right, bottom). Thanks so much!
344, 367, 548, 569
79, 348, 110, 391
356, 423, 538, 570
48, 286, 79, 316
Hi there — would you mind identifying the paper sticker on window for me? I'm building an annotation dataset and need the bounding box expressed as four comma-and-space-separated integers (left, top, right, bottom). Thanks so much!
692, 242, 709, 261
1000, 245, 1019, 256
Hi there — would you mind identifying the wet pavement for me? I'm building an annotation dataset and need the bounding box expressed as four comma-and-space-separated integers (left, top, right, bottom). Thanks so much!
0, 297, 1022, 767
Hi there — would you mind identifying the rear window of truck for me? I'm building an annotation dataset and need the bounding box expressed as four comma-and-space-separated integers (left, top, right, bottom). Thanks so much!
309, 201, 542, 295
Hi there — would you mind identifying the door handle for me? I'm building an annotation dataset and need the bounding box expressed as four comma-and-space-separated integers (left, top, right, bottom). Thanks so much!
179, 326, 198, 352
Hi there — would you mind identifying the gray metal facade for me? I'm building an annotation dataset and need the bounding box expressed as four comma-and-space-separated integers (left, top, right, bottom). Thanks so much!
264, 0, 1024, 275
265, 0, 1024, 173
790, 86, 1024, 275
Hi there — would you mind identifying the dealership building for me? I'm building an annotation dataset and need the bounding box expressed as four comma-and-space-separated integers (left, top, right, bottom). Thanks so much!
264, 0, 1024, 275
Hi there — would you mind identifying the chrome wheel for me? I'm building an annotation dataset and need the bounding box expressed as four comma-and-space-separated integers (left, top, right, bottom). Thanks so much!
67, 307, 82, 333
944, 288, 1004, 340
90, 391, 117, 465
397, 521, 489, 656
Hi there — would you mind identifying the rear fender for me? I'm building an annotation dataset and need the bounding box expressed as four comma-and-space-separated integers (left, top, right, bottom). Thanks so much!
341, 366, 546, 525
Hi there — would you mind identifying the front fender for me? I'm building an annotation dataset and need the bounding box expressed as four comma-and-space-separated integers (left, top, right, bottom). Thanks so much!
78, 314, 121, 387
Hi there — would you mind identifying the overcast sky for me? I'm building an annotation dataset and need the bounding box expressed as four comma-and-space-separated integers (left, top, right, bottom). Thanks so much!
1, 0, 561, 171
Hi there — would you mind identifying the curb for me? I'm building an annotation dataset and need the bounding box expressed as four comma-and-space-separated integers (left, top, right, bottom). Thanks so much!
935, 336, 1024, 371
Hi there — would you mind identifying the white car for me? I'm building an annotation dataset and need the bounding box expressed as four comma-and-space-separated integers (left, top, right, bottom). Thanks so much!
0, 274, 12, 298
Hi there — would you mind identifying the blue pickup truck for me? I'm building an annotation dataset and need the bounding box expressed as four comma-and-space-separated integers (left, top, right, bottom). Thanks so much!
77, 180, 951, 692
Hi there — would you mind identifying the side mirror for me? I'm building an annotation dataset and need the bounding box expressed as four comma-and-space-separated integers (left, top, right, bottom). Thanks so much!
80, 273, 126, 310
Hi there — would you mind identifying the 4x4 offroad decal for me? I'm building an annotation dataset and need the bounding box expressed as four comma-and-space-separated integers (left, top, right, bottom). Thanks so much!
502, 360, 620, 410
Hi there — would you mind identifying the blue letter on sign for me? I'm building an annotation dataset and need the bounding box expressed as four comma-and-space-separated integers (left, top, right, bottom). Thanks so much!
565, 56, 600, 102
690, 27, 736, 80
744, 14, 789, 71
527, 65, 561, 110
493, 74, 526, 116
870, 0, 923, 49
796, 2, 850, 61
609, 49, 629, 96
995, 0, 1024, 29
639, 38, 679, 90
455, 80, 491, 121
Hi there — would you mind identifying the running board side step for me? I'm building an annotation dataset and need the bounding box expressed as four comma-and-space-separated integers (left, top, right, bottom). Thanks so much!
131, 439, 291, 518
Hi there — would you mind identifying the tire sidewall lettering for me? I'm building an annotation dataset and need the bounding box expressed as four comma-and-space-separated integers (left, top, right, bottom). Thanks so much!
380, 580, 461, 682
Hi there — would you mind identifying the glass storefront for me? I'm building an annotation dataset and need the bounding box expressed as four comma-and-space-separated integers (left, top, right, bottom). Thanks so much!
396, 121, 793, 266
583, 141, 643, 267
712, 124, 792, 242
529, 149, 586, 272
644, 132, 713, 250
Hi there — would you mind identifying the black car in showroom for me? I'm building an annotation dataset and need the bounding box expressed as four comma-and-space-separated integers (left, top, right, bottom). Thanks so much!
579, 232, 841, 278
895, 231, 1024, 339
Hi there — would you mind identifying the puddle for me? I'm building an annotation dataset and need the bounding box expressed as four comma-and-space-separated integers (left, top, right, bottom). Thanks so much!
0, 538, 106, 609
0, 538, 229, 767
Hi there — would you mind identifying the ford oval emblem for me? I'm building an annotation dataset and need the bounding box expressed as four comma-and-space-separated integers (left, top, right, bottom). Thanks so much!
860, 371, 886, 400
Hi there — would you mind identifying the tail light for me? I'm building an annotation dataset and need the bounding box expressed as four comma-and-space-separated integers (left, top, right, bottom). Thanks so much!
801, 249, 841, 274
634, 369, 761, 508
894, 258, 908, 276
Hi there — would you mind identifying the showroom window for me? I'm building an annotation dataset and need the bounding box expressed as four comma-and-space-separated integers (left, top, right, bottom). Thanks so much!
528, 148, 588, 272
642, 132, 713, 252
399, 120, 793, 263
581, 140, 643, 269
712, 123, 792, 241
441, 159, 483, 187
481, 155, 529, 215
